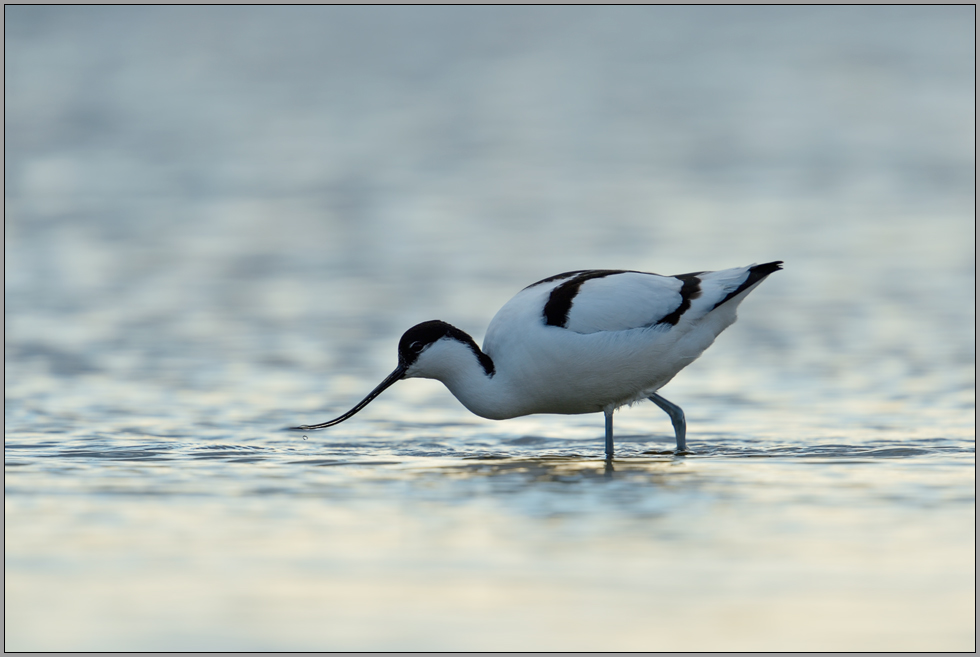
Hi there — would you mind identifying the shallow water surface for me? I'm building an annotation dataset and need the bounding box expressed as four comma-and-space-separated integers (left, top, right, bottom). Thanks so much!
5, 5, 976, 651
5, 391, 975, 650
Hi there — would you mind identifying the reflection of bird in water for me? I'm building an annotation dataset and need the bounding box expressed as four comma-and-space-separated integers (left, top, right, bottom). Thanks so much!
293, 262, 782, 457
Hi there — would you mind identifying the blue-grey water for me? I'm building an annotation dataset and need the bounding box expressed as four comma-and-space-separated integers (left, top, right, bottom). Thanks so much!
4, 6, 975, 651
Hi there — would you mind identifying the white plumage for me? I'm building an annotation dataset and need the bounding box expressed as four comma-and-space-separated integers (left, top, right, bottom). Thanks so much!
294, 261, 782, 455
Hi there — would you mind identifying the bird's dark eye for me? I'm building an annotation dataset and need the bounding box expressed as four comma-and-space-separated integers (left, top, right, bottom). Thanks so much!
409, 341, 423, 352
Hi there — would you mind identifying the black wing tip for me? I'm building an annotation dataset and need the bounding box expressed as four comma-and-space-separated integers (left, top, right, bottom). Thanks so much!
742, 260, 784, 289
753, 261, 784, 275
709, 261, 783, 311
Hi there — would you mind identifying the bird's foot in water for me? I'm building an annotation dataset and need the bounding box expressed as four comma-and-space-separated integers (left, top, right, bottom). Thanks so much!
641, 447, 690, 456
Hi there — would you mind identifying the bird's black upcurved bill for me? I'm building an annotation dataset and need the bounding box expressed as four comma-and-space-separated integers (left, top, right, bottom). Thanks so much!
290, 365, 407, 431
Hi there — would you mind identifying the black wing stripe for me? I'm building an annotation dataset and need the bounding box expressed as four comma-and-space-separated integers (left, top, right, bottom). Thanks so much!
523, 270, 589, 290
655, 274, 702, 326
710, 261, 784, 311
543, 269, 630, 327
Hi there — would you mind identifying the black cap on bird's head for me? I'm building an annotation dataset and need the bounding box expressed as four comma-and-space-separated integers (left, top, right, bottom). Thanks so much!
397, 320, 459, 368
398, 319, 494, 375
291, 320, 489, 432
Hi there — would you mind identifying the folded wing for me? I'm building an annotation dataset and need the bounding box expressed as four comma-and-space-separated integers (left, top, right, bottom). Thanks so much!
558, 262, 782, 334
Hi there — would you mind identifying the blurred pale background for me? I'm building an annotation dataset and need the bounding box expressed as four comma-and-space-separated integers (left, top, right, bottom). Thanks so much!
5, 6, 975, 651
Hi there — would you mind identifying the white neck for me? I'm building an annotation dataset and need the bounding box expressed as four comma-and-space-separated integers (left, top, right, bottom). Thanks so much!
405, 338, 517, 420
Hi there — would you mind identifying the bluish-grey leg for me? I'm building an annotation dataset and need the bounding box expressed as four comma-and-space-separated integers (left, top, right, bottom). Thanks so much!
604, 409, 614, 458
648, 392, 687, 451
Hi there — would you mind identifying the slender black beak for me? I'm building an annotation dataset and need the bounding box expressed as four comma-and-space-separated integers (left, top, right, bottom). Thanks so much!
290, 364, 408, 431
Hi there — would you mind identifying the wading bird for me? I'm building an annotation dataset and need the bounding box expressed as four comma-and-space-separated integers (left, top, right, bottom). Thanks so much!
293, 261, 782, 456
